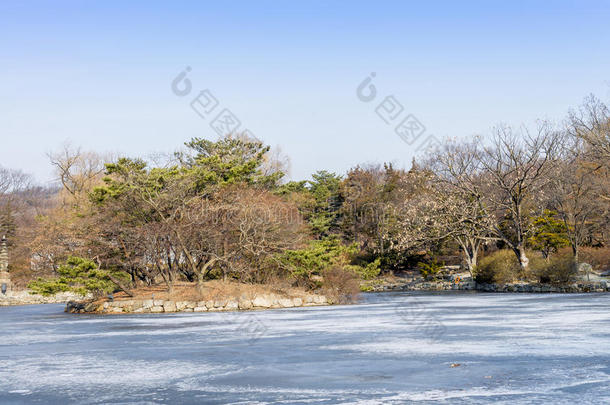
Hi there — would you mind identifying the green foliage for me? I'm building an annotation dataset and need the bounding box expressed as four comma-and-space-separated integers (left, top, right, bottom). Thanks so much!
275, 237, 379, 286
528, 210, 570, 258
92, 135, 283, 205
474, 250, 520, 284
275, 180, 308, 195
417, 258, 444, 280
346, 258, 381, 280
305, 171, 343, 238
359, 284, 375, 292
275, 237, 351, 281
180, 135, 284, 189
90, 157, 152, 204
27, 278, 70, 296
28, 256, 130, 297
276, 171, 343, 239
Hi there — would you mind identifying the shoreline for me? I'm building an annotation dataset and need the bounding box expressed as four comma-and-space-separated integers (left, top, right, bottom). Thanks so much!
3, 279, 609, 311
0, 290, 88, 307
66, 293, 331, 314
64, 281, 334, 314
65, 278, 610, 314
367, 276, 610, 294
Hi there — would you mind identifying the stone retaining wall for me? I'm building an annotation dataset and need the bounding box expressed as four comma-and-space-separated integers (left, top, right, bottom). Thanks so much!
1, 290, 88, 306
67, 293, 329, 314
372, 279, 610, 293
477, 282, 610, 293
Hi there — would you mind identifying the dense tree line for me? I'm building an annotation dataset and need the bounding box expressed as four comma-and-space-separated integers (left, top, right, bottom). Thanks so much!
1, 95, 609, 296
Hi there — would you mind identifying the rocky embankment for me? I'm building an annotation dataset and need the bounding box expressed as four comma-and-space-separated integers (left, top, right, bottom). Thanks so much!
67, 292, 329, 314
370, 277, 610, 293
0, 290, 88, 306
371, 279, 477, 292
476, 281, 610, 293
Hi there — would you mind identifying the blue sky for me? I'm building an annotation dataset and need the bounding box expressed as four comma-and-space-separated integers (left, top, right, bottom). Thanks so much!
1, 0, 609, 183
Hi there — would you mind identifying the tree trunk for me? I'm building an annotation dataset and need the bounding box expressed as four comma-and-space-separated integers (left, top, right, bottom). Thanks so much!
196, 272, 205, 296
223, 238, 229, 282
542, 248, 550, 262
572, 244, 584, 280
572, 243, 579, 263
467, 253, 477, 278
107, 273, 134, 297
458, 237, 479, 278
94, 256, 133, 297
197, 258, 220, 297
514, 245, 529, 273
462, 247, 477, 278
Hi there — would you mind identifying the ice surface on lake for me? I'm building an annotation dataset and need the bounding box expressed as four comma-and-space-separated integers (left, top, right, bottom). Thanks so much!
1, 292, 610, 404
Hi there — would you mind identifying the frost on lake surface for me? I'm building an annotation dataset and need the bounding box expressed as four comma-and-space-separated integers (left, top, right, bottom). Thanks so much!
1, 292, 610, 404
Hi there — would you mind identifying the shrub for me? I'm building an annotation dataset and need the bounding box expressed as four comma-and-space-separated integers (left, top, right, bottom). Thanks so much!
320, 266, 360, 304
475, 250, 578, 285
525, 253, 549, 281
345, 258, 381, 280
546, 255, 577, 283
28, 256, 130, 298
474, 250, 520, 284
529, 252, 577, 284
275, 237, 380, 287
275, 237, 349, 286
359, 284, 374, 292
417, 257, 444, 280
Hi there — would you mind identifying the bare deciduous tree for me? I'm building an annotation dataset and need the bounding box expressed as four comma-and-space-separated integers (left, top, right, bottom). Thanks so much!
568, 95, 610, 203
388, 150, 493, 275
424, 141, 494, 274
569, 95, 610, 165
546, 136, 604, 273
423, 125, 563, 272
476, 124, 563, 271
48, 143, 109, 206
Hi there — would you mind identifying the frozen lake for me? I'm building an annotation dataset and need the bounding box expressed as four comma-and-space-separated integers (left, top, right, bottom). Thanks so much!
1, 292, 610, 404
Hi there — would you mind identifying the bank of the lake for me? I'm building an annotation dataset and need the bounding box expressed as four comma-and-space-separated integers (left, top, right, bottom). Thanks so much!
67, 277, 610, 315
66, 281, 332, 314
0, 290, 87, 306
366, 274, 610, 293
4, 275, 609, 312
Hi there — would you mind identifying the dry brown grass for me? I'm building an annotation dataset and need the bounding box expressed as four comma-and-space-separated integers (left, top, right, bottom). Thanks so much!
111, 280, 314, 302
320, 266, 360, 304
580, 246, 610, 271
474, 250, 520, 284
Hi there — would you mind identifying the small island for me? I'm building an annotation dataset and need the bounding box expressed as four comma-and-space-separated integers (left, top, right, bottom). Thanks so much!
65, 280, 330, 314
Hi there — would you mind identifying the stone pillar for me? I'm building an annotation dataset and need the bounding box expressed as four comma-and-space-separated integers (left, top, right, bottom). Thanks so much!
0, 235, 10, 294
